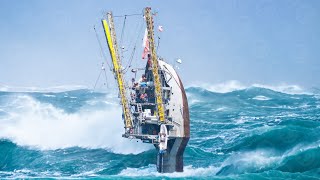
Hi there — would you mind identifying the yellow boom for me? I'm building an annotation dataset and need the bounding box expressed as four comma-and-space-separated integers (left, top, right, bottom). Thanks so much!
102, 13, 132, 128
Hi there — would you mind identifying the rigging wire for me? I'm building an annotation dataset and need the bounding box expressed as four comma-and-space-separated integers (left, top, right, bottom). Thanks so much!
114, 13, 142, 18
103, 67, 109, 89
93, 66, 103, 91
96, 10, 145, 90
93, 63, 109, 91
93, 26, 112, 71
156, 36, 160, 53
113, 9, 145, 74
93, 25, 112, 91
126, 15, 142, 52
123, 17, 145, 73
120, 16, 127, 52
119, 15, 127, 59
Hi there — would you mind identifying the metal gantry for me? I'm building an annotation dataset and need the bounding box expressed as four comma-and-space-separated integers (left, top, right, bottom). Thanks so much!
144, 7, 166, 123
102, 12, 132, 129
101, 7, 166, 130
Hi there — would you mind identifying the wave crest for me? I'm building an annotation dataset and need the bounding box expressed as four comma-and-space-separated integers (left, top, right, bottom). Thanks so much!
188, 80, 310, 95
0, 84, 89, 93
0, 95, 152, 154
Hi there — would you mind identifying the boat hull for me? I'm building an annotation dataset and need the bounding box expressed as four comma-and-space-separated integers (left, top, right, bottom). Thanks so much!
156, 60, 190, 173
157, 137, 189, 172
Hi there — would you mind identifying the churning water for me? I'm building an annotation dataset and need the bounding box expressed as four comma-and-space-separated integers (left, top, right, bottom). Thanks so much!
1, 83, 320, 179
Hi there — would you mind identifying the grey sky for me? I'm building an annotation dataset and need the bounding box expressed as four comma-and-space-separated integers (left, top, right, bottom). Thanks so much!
1, 0, 319, 89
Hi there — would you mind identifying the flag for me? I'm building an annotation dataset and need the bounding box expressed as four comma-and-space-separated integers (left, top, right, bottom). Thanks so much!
158, 25, 163, 32
142, 28, 149, 59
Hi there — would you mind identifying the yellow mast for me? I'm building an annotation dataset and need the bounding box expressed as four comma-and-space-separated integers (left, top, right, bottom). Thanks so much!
144, 7, 165, 123
102, 12, 132, 129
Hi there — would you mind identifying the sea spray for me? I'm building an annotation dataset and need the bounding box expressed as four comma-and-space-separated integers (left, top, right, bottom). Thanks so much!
1, 85, 320, 179
0, 92, 151, 154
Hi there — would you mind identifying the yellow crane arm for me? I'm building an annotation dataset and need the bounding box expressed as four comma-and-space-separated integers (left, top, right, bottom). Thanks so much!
102, 17, 132, 129
144, 7, 165, 123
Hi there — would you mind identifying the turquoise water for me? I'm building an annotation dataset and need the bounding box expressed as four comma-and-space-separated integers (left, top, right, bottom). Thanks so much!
1, 86, 320, 179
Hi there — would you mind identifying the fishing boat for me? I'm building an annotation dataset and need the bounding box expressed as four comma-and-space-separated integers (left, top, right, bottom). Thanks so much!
101, 7, 190, 173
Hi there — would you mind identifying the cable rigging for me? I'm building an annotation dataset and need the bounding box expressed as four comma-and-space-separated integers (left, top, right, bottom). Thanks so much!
119, 15, 127, 60
94, 10, 146, 91
113, 13, 142, 18
93, 26, 114, 91
93, 63, 109, 91
94, 26, 112, 72
123, 17, 144, 74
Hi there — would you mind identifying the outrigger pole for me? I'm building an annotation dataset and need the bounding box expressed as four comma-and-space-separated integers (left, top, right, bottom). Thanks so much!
102, 12, 132, 129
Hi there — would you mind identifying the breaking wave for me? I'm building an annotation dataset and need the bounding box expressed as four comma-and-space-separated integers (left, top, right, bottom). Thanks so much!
189, 80, 311, 94
0, 84, 88, 93
1, 82, 320, 179
0, 92, 151, 154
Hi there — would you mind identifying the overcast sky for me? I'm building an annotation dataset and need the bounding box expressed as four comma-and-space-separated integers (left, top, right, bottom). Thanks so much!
1, 0, 319, 89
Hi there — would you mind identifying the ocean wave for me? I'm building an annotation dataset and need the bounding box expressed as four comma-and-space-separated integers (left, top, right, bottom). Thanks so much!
217, 149, 281, 175
0, 81, 311, 95
1, 81, 320, 178
225, 125, 320, 154
216, 145, 320, 176
188, 80, 246, 93
0, 84, 89, 93
118, 164, 218, 178
278, 145, 320, 173
188, 80, 311, 95
0, 95, 152, 154
252, 95, 271, 101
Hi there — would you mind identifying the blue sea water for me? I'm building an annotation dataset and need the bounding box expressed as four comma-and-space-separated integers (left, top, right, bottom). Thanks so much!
1, 85, 320, 179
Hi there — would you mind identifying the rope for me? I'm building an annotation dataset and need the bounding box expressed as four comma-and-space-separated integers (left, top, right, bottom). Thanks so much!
157, 36, 160, 53
103, 67, 109, 89
123, 18, 144, 73
93, 63, 109, 91
119, 15, 127, 59
94, 26, 112, 71
153, 11, 162, 53
114, 13, 142, 18
93, 68, 103, 91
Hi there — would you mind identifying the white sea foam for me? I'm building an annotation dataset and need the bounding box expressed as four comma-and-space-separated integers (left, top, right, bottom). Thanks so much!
219, 150, 281, 174
43, 94, 56, 97
185, 92, 202, 105
0, 84, 88, 93
210, 107, 228, 112
234, 116, 247, 124
252, 95, 271, 101
0, 85, 9, 92
189, 80, 246, 93
282, 142, 320, 158
118, 164, 218, 177
188, 80, 310, 95
217, 141, 320, 175
252, 83, 309, 95
0, 95, 152, 154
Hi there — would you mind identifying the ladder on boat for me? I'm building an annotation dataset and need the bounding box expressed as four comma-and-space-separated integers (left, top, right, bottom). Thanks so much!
137, 103, 143, 114
137, 103, 143, 121
144, 7, 166, 123
101, 12, 132, 129
101, 7, 166, 128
